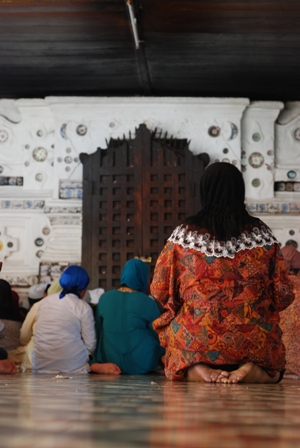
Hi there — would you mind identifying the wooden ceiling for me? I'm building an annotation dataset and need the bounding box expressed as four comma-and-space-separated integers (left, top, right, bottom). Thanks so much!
1, 0, 300, 101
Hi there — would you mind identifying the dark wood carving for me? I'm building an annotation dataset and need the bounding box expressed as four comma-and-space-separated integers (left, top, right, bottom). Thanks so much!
80, 124, 208, 290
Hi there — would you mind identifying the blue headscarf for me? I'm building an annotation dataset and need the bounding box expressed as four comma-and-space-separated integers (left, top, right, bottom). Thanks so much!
59, 266, 90, 299
120, 259, 149, 294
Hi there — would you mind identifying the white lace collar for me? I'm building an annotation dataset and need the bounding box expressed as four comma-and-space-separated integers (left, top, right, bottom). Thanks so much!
168, 224, 278, 259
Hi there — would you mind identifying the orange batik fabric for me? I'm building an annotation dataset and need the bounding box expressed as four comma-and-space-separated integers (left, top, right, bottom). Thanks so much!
151, 241, 294, 380
280, 275, 300, 377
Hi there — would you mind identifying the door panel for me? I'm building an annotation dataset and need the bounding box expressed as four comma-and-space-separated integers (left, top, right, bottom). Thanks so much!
80, 124, 208, 290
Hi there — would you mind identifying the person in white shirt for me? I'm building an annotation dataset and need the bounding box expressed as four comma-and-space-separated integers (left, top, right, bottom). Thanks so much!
7, 279, 63, 370
32, 266, 96, 374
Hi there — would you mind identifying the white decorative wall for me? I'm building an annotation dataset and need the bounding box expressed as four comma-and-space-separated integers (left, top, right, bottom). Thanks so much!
0, 96, 300, 302
241, 101, 284, 200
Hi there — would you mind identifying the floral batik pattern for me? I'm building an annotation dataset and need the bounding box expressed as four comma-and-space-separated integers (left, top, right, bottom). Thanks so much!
151, 232, 294, 380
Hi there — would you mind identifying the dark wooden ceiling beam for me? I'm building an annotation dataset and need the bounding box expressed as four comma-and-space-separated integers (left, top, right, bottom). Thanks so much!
126, 0, 152, 95
0, 0, 146, 97
140, 0, 300, 33
0, 0, 299, 99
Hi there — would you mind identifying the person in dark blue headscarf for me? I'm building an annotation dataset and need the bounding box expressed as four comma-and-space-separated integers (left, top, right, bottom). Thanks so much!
59, 265, 90, 299
32, 266, 96, 374
90, 259, 165, 375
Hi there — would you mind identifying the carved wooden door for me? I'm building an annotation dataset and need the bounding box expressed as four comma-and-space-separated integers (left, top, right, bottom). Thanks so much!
80, 124, 208, 290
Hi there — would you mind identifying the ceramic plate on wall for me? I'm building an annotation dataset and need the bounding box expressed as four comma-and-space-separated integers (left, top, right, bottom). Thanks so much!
32, 147, 48, 162
249, 152, 264, 168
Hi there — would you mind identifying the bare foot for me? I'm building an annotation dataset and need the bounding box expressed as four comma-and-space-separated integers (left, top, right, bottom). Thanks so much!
187, 363, 230, 383
0, 360, 17, 374
90, 362, 121, 375
220, 362, 280, 384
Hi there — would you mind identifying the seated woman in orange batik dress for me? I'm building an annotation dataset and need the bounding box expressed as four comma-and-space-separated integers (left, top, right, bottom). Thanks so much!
150, 162, 295, 384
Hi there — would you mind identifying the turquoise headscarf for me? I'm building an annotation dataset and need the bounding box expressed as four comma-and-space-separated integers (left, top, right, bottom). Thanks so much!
59, 266, 90, 299
120, 259, 149, 294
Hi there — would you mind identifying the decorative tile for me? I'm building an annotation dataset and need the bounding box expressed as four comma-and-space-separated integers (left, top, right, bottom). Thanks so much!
275, 182, 286, 192
40, 264, 50, 276
12, 201, 24, 209
2, 201, 12, 209
246, 203, 257, 213
74, 189, 82, 199
72, 181, 83, 189
0, 176, 24, 186
39, 261, 79, 283
24, 200, 34, 209
59, 180, 83, 200
267, 203, 279, 213
290, 203, 300, 213
257, 203, 267, 213
49, 216, 81, 226
279, 203, 290, 213
60, 189, 74, 199
44, 207, 81, 214
34, 201, 45, 209
286, 182, 294, 192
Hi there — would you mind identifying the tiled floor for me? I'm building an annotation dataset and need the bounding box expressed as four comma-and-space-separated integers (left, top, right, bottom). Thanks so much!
0, 373, 300, 448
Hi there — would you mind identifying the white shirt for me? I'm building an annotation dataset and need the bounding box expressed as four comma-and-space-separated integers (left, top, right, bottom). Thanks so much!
32, 293, 96, 374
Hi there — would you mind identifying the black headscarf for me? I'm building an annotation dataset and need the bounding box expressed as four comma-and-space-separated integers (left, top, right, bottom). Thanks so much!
0, 279, 23, 321
184, 162, 264, 241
